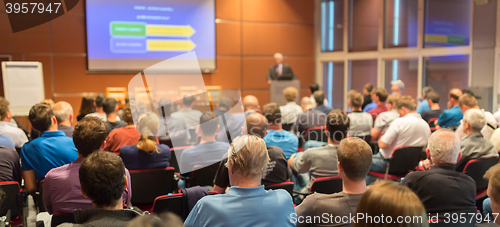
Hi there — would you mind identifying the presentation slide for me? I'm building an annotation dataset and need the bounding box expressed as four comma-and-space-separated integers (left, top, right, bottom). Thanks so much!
86, 0, 215, 72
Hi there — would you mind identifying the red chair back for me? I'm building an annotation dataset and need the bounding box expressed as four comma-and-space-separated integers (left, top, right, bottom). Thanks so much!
265, 182, 294, 197
463, 157, 500, 191
51, 212, 75, 227
388, 146, 423, 175
187, 162, 220, 188
305, 126, 328, 143
0, 181, 22, 218
129, 167, 176, 205
428, 117, 438, 132
169, 146, 194, 173
309, 176, 343, 194
152, 193, 184, 218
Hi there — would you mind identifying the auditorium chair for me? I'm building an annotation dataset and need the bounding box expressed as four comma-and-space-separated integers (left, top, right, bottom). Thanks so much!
428, 117, 438, 132
169, 146, 193, 173
368, 146, 423, 181
0, 181, 27, 227
304, 126, 328, 143
186, 162, 220, 188
152, 191, 218, 220
36, 180, 46, 213
51, 212, 75, 227
463, 157, 500, 199
309, 176, 343, 194
265, 182, 294, 197
129, 167, 176, 210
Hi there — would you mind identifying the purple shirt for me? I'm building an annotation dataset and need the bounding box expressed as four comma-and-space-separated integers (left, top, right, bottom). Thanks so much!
42, 157, 132, 214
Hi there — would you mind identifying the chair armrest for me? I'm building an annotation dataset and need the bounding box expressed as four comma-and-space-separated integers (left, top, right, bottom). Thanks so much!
292, 190, 310, 196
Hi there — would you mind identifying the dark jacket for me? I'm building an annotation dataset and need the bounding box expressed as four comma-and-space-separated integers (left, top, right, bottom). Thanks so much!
266, 64, 297, 81
58, 208, 142, 227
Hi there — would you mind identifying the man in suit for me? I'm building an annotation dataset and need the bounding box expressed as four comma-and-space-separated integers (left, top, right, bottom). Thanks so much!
267, 53, 297, 84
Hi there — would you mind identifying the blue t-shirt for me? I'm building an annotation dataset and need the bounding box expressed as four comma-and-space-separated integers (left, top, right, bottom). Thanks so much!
417, 99, 430, 114
21, 131, 78, 181
437, 106, 463, 128
119, 143, 171, 171
180, 141, 229, 174
363, 101, 377, 112
264, 130, 298, 159
185, 186, 296, 227
0, 134, 15, 150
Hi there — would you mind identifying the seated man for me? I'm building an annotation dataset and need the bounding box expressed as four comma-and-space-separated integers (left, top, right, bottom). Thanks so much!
455, 109, 498, 172
295, 137, 372, 227
436, 88, 463, 131
214, 97, 232, 117
421, 91, 442, 131
171, 94, 203, 129
402, 129, 477, 217
455, 94, 498, 140
156, 98, 189, 147
59, 152, 141, 227
288, 109, 349, 192
217, 95, 260, 142
53, 101, 75, 137
367, 96, 430, 185
292, 97, 326, 137
185, 135, 295, 227
43, 116, 132, 214
371, 94, 399, 141
21, 104, 78, 193
87, 94, 120, 122
104, 104, 141, 153
367, 88, 388, 121
416, 86, 434, 114
313, 91, 332, 115
213, 113, 292, 194
0, 97, 28, 149
280, 87, 303, 127
347, 90, 372, 138
262, 103, 298, 159
361, 83, 373, 110
180, 112, 229, 174
103, 98, 127, 134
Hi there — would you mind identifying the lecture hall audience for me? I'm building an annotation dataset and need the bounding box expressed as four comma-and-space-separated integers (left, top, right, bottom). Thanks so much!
420, 91, 442, 131
184, 135, 295, 227
347, 90, 372, 138
103, 98, 127, 133
43, 116, 132, 214
309, 82, 327, 108
21, 103, 78, 193
104, 103, 141, 153
416, 86, 434, 114
214, 96, 232, 117
280, 86, 303, 127
0, 97, 28, 149
53, 101, 75, 137
370, 94, 399, 142
262, 103, 299, 159
313, 91, 332, 115
157, 97, 189, 146
361, 83, 373, 110
216, 95, 260, 142
436, 88, 463, 131
367, 88, 388, 121
295, 137, 372, 227
171, 94, 203, 129
87, 94, 121, 122
292, 97, 326, 136
455, 93, 498, 140
390, 79, 405, 96
76, 95, 95, 122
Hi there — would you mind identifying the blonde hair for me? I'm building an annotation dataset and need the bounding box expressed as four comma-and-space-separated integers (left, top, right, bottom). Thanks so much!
40, 99, 55, 109
283, 87, 298, 102
485, 164, 500, 204
396, 96, 417, 111
386, 94, 400, 107
355, 181, 428, 227
226, 135, 269, 180
348, 90, 363, 108
137, 113, 160, 153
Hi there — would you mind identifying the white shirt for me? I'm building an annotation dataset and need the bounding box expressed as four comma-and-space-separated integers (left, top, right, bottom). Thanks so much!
380, 113, 431, 158
86, 112, 121, 122
455, 109, 497, 140
280, 102, 303, 124
347, 112, 373, 136
373, 109, 400, 134
0, 121, 28, 148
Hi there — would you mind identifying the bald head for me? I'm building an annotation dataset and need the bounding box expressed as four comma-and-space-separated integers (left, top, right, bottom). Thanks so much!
300, 97, 313, 111
245, 113, 268, 138
53, 101, 73, 123
448, 88, 463, 108
242, 95, 259, 112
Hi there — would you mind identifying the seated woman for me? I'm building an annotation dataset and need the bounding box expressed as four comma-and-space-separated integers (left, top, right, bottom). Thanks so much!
104, 103, 141, 153
119, 112, 171, 170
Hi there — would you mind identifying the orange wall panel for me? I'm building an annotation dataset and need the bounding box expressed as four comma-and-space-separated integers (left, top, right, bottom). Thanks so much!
242, 0, 314, 24
216, 22, 241, 56
216, 0, 241, 20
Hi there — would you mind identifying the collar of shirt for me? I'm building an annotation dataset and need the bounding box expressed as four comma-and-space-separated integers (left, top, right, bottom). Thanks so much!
40, 130, 67, 138
0, 121, 18, 128
180, 108, 193, 112
403, 113, 421, 119
226, 185, 265, 196
430, 162, 456, 171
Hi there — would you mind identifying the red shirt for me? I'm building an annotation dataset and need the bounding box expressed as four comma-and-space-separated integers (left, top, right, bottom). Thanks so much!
368, 104, 388, 121
104, 126, 141, 153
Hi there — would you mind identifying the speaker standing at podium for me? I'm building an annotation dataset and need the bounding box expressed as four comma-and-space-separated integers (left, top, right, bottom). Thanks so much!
266, 53, 297, 84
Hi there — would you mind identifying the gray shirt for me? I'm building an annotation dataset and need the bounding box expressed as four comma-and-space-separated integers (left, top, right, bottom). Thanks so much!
291, 144, 339, 191
157, 116, 190, 145
292, 109, 327, 136
373, 109, 400, 134
347, 112, 373, 137
171, 108, 203, 129
281, 102, 303, 124
456, 132, 499, 172
295, 191, 363, 227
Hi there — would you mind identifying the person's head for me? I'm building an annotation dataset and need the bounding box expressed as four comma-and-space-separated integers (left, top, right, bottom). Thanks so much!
274, 53, 283, 65
158, 98, 173, 118
462, 109, 485, 134
182, 94, 196, 107
458, 93, 478, 114
337, 137, 372, 182
363, 83, 373, 96
313, 90, 325, 106
95, 94, 106, 108
137, 113, 160, 153
29, 103, 57, 132
0, 97, 11, 122
79, 95, 95, 116
426, 91, 439, 106
309, 82, 320, 95
199, 111, 219, 136
371, 88, 389, 104
300, 96, 314, 111
126, 213, 183, 227
245, 113, 268, 138
283, 87, 298, 102
354, 181, 428, 227
395, 96, 417, 117
390, 80, 405, 95
426, 129, 462, 165
242, 95, 260, 112
79, 151, 127, 209
422, 86, 434, 98
53, 101, 73, 124
121, 103, 134, 125
73, 116, 107, 157
262, 103, 281, 126
386, 94, 400, 110
326, 109, 349, 143
226, 135, 269, 184
448, 88, 463, 108
218, 97, 233, 111
484, 164, 500, 224
102, 98, 119, 115
348, 90, 363, 109
40, 99, 55, 109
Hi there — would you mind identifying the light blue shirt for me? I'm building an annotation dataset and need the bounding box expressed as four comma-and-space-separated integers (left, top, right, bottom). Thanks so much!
437, 106, 463, 128
417, 99, 430, 114
0, 134, 15, 150
185, 186, 296, 227
264, 130, 298, 159
363, 101, 377, 112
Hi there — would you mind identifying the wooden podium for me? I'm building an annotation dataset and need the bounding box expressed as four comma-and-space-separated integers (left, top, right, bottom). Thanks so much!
270, 80, 300, 106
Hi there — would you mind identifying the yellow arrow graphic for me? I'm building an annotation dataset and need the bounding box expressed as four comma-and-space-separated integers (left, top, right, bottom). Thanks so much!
147, 40, 196, 51
147, 25, 196, 37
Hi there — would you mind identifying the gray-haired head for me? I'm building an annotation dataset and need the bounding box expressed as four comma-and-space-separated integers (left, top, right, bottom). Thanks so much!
428, 129, 461, 164
463, 109, 485, 132
53, 101, 73, 123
